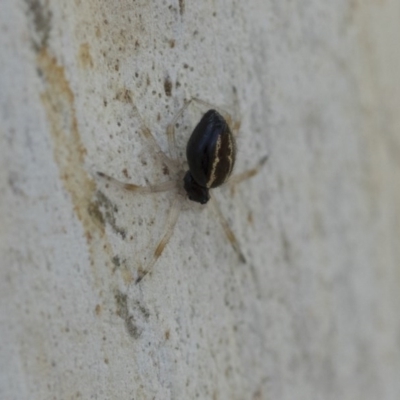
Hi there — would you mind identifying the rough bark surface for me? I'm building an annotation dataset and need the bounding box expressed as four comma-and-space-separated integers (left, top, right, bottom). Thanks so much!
1, 1, 400, 399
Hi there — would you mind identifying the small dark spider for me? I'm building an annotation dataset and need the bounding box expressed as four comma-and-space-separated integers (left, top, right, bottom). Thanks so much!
97, 97, 267, 283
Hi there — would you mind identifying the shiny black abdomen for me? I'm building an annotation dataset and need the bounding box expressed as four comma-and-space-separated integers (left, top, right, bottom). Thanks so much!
186, 110, 236, 190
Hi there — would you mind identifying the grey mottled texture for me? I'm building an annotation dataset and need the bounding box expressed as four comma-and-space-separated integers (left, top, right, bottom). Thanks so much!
1, 1, 400, 399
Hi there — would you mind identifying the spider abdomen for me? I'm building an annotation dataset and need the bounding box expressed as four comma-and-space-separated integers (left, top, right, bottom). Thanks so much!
186, 110, 236, 190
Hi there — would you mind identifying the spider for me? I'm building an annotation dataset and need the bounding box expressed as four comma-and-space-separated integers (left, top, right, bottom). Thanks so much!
97, 97, 267, 283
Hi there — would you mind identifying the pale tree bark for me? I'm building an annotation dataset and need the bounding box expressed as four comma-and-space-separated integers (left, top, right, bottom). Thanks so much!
1, 0, 400, 399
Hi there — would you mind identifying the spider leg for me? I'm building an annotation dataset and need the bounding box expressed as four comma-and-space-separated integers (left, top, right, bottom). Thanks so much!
166, 94, 241, 161
228, 155, 268, 186
166, 99, 193, 160
209, 193, 246, 263
96, 172, 178, 194
135, 194, 183, 283
129, 104, 178, 172
191, 93, 241, 137
191, 98, 236, 130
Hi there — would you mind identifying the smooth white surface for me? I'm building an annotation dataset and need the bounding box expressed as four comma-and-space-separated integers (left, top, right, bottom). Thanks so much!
1, 1, 400, 399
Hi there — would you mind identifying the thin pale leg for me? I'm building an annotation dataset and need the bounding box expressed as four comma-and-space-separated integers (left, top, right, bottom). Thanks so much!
97, 172, 177, 194
166, 100, 193, 160
166, 97, 231, 159
130, 103, 178, 172
209, 193, 246, 263
191, 98, 239, 133
228, 155, 269, 186
191, 94, 241, 137
135, 194, 183, 283
166, 95, 241, 160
